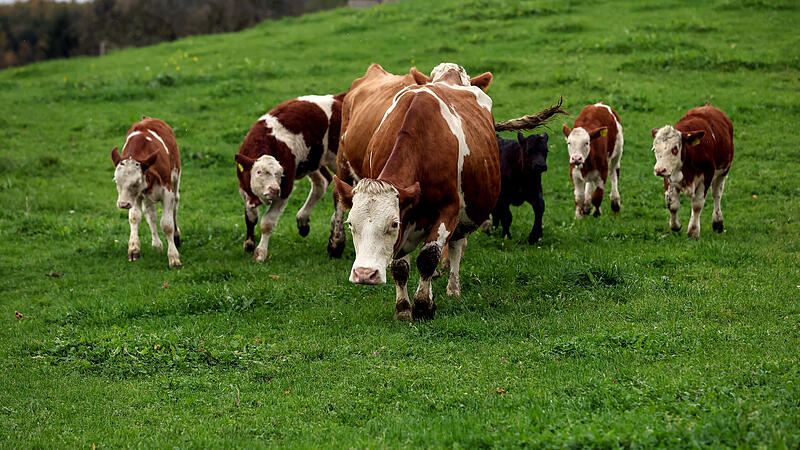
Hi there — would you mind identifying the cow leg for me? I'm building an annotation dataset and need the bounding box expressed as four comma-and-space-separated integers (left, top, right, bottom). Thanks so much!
446, 237, 467, 297
327, 192, 347, 258
479, 219, 492, 235
591, 186, 604, 217
665, 181, 681, 231
571, 169, 587, 219
127, 198, 142, 261
160, 191, 181, 268
687, 182, 707, 239
390, 255, 412, 321
711, 175, 727, 233
529, 189, 544, 244
496, 202, 512, 239
296, 170, 328, 237
253, 196, 288, 262
172, 173, 181, 248
239, 189, 258, 253
142, 198, 162, 251
412, 219, 455, 320
609, 165, 621, 213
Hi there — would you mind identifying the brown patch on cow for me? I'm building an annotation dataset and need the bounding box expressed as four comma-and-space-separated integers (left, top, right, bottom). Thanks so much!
672, 104, 734, 192
567, 104, 620, 182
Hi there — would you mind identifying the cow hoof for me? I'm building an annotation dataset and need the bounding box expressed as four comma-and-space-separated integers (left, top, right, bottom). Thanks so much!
327, 240, 344, 259
670, 223, 682, 232
502, 230, 511, 239
412, 297, 436, 321
395, 300, 412, 321
174, 233, 182, 249
298, 224, 310, 237
252, 249, 267, 262
611, 201, 621, 213
170, 261, 182, 269
593, 207, 602, 217
151, 240, 163, 251
128, 251, 140, 262
528, 231, 541, 245
479, 219, 491, 234
687, 228, 700, 239
446, 284, 461, 297
712, 221, 724, 233
243, 240, 255, 253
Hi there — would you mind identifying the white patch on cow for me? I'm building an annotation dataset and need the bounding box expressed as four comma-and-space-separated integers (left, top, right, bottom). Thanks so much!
239, 188, 260, 218
145, 137, 152, 141
566, 127, 591, 166
653, 126, 683, 177
297, 94, 334, 119
429, 63, 470, 85
347, 180, 401, 284
147, 129, 169, 155
398, 222, 426, 256
439, 83, 493, 112
122, 131, 143, 151
249, 155, 284, 203
435, 222, 450, 248
260, 113, 309, 161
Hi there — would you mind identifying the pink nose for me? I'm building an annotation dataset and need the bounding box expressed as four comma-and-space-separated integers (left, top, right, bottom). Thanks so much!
352, 267, 380, 284
117, 201, 132, 209
265, 186, 280, 198
570, 157, 583, 165
655, 168, 668, 177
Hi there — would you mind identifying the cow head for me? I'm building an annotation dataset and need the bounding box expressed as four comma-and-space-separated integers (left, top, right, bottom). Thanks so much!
111, 146, 157, 209
651, 125, 705, 178
562, 125, 607, 167
428, 62, 493, 91
519, 131, 549, 174
235, 154, 283, 203
334, 177, 420, 285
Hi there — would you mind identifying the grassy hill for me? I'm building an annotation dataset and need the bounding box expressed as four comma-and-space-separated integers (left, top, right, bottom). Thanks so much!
1, 0, 799, 446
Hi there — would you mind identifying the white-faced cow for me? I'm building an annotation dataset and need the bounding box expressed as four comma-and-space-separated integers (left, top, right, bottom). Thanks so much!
562, 103, 623, 219
111, 116, 182, 268
235, 93, 345, 262
333, 63, 498, 321
651, 102, 734, 238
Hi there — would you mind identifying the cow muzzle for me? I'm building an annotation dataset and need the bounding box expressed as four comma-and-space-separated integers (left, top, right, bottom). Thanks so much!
263, 186, 280, 201
654, 167, 669, 177
351, 267, 382, 285
117, 201, 132, 209
570, 157, 584, 166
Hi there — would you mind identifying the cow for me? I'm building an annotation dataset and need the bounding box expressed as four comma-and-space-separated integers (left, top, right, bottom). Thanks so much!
327, 64, 432, 258
111, 116, 182, 268
234, 93, 345, 262
481, 131, 549, 244
562, 103, 623, 219
333, 63, 498, 321
651, 102, 734, 238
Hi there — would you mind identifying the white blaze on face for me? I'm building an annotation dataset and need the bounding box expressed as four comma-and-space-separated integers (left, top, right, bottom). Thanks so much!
347, 180, 401, 284
429, 63, 470, 85
114, 159, 146, 206
566, 127, 591, 166
250, 155, 284, 203
653, 126, 683, 178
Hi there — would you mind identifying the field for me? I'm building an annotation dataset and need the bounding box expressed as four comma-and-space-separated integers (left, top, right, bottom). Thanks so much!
1, 0, 799, 446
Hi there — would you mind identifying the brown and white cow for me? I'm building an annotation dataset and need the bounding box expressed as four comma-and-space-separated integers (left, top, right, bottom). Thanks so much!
333, 63, 498, 321
651, 103, 734, 238
111, 116, 182, 268
235, 93, 345, 262
562, 103, 624, 219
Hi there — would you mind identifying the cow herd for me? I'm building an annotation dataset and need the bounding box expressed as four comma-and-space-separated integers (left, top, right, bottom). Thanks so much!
110, 62, 735, 320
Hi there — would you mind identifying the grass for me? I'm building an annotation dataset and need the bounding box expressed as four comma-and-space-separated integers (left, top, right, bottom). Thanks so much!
1, 0, 799, 446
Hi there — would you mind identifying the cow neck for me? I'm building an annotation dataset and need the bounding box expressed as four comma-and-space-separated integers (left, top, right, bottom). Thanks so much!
375, 146, 419, 195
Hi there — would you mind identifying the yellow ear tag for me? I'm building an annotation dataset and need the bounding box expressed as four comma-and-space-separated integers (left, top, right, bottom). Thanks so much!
690, 137, 701, 146
599, 128, 608, 137
237, 163, 244, 172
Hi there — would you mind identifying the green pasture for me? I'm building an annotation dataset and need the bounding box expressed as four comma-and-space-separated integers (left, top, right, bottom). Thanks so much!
1, 0, 799, 446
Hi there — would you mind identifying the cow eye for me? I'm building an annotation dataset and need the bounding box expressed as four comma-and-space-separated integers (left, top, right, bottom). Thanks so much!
671, 146, 679, 155
391, 221, 399, 229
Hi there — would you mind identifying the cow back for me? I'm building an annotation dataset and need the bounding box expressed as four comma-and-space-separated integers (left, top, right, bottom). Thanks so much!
123, 118, 179, 191
676, 105, 734, 175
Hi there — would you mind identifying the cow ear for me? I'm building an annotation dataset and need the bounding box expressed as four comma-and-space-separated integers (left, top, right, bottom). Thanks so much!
562, 124, 572, 138
234, 153, 257, 173
333, 176, 354, 210
333, 92, 347, 103
139, 152, 158, 172
469, 72, 493, 91
397, 182, 421, 213
111, 146, 121, 167
142, 115, 150, 120
682, 130, 705, 146
589, 126, 608, 138
651, 127, 659, 138
410, 67, 430, 85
